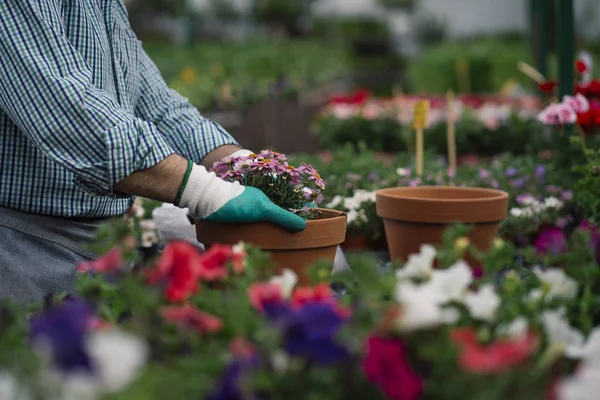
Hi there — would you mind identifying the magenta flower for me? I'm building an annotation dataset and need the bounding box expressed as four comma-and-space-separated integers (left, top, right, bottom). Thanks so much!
534, 227, 567, 255
563, 93, 590, 113
537, 102, 577, 125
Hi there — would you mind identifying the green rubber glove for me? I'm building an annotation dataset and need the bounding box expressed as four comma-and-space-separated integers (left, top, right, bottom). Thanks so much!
178, 164, 306, 232
205, 187, 306, 231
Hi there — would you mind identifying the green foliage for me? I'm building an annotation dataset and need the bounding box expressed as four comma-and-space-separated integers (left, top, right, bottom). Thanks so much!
407, 39, 533, 94
143, 40, 350, 110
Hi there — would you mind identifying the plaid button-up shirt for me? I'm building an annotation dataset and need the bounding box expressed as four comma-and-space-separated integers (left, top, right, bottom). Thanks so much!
0, 0, 238, 217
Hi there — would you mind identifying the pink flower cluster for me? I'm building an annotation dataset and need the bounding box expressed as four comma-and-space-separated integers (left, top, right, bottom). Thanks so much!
537, 94, 591, 125
211, 150, 326, 210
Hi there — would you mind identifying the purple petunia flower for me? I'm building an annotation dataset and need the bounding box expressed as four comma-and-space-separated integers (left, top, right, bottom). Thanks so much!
561, 190, 573, 201
534, 226, 567, 255
29, 300, 94, 373
479, 168, 491, 180
546, 185, 560, 193
535, 165, 546, 179
505, 167, 518, 177
510, 178, 527, 189
516, 193, 535, 205
206, 354, 261, 400
265, 303, 349, 365
491, 179, 500, 189
368, 171, 379, 182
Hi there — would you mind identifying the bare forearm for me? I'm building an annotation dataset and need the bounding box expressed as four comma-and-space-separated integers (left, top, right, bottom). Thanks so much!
114, 154, 188, 203
113, 145, 241, 203
200, 144, 242, 169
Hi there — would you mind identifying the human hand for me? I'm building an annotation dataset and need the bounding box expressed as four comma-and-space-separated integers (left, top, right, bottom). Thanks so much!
178, 163, 306, 232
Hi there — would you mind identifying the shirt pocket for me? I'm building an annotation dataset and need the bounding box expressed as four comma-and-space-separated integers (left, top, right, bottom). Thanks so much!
110, 20, 142, 110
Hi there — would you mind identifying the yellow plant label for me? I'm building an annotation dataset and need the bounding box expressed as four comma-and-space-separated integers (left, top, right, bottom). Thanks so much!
413, 100, 430, 130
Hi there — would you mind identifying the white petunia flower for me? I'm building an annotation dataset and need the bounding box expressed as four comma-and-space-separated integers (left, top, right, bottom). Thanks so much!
428, 260, 473, 304
396, 244, 437, 281
394, 281, 444, 332
557, 366, 600, 400
510, 207, 523, 217
326, 195, 345, 209
0, 372, 25, 400
545, 196, 564, 209
270, 269, 298, 299
534, 267, 579, 301
464, 284, 500, 321
496, 317, 529, 339
396, 167, 411, 177
86, 329, 148, 393
542, 309, 585, 358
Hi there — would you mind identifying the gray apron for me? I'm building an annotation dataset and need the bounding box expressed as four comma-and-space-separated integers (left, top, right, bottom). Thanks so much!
0, 206, 106, 305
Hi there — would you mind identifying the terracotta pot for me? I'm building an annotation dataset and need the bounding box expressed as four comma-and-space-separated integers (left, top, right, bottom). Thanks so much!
376, 186, 509, 263
341, 234, 368, 252
195, 209, 347, 285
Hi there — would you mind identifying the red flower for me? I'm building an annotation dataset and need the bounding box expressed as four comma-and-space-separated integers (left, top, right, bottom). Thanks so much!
146, 241, 204, 302
451, 328, 538, 374
198, 244, 232, 281
578, 80, 600, 99
363, 336, 423, 400
291, 283, 351, 317
77, 248, 124, 274
576, 59, 588, 74
248, 282, 284, 311
539, 80, 557, 94
160, 304, 223, 334
329, 89, 371, 106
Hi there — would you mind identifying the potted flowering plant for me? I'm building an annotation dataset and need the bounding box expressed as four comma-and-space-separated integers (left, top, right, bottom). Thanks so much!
195, 150, 347, 285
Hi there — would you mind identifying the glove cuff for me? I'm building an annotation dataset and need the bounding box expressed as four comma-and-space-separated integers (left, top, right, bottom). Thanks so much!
178, 163, 244, 219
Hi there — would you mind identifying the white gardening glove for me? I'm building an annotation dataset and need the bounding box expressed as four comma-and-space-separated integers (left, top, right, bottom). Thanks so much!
177, 163, 306, 232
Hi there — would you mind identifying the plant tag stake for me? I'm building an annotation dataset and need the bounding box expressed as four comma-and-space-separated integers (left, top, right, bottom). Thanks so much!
446, 91, 457, 174
413, 100, 429, 177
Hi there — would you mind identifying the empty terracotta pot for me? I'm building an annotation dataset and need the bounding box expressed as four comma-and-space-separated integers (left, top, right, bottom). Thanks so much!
195, 209, 347, 285
376, 186, 509, 263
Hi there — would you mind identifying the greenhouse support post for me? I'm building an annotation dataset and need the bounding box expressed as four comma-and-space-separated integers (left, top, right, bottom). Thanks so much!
556, 0, 574, 98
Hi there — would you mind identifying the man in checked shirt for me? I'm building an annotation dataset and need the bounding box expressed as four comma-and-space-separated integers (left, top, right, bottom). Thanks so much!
0, 0, 305, 304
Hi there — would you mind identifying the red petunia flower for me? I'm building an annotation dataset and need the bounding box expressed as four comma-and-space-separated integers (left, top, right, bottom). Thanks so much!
576, 59, 588, 74
248, 282, 284, 312
363, 336, 423, 400
291, 283, 351, 317
146, 241, 204, 302
578, 80, 600, 99
539, 80, 557, 94
77, 248, 124, 274
198, 244, 232, 281
329, 89, 371, 106
451, 328, 539, 374
160, 304, 223, 334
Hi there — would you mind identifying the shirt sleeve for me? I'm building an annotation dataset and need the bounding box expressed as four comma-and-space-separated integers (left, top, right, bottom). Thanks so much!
134, 45, 241, 164
0, 0, 175, 197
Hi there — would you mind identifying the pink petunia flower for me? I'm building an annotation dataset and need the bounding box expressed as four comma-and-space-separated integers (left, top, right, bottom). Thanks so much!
537, 102, 577, 125
563, 93, 590, 113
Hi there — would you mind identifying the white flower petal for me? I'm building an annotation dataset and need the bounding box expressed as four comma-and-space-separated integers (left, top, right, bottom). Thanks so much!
86, 329, 147, 393
464, 284, 500, 322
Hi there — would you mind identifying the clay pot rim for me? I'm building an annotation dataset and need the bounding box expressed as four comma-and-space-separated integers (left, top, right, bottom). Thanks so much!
376, 186, 509, 223
376, 186, 509, 203
195, 208, 347, 250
